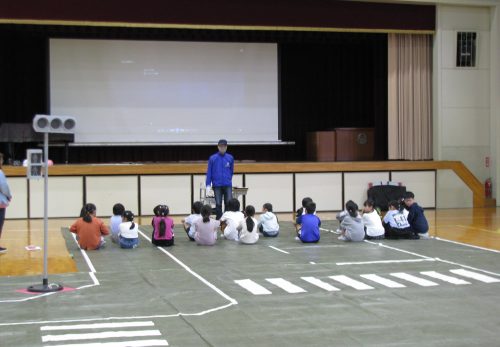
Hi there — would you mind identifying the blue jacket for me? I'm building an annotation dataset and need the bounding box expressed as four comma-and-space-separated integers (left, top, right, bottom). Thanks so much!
206, 152, 234, 187
407, 203, 429, 233
299, 214, 321, 242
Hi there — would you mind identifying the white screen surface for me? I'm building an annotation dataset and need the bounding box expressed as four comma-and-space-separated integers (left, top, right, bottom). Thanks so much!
50, 39, 279, 144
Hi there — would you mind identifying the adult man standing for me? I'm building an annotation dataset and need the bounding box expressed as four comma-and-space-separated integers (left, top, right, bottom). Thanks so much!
206, 139, 234, 219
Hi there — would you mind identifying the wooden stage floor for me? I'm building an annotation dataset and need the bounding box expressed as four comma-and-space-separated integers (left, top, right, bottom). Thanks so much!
1, 208, 500, 277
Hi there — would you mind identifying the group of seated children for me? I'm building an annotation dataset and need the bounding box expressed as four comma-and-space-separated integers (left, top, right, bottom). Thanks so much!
69, 191, 428, 251
336, 191, 429, 241
192, 198, 280, 245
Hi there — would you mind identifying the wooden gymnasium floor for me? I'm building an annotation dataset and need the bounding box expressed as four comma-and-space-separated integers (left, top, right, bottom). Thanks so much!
0, 208, 499, 346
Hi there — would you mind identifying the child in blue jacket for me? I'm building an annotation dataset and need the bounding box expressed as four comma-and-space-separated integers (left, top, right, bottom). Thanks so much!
403, 191, 429, 239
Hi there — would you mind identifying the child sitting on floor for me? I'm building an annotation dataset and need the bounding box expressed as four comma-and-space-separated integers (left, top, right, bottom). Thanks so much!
151, 204, 175, 246
383, 200, 415, 239
362, 199, 385, 240
403, 191, 429, 239
118, 210, 139, 249
182, 201, 203, 241
109, 203, 125, 244
258, 202, 279, 237
194, 204, 220, 246
70, 203, 109, 250
338, 200, 365, 242
220, 198, 245, 241
296, 201, 321, 243
238, 205, 259, 245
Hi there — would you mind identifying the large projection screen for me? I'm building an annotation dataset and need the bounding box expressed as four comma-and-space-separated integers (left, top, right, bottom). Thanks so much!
50, 39, 279, 144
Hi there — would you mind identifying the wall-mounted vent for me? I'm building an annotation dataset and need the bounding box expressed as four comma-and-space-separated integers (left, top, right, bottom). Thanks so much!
456, 32, 477, 67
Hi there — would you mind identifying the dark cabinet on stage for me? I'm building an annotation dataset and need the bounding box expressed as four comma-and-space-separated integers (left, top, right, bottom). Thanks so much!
334, 127, 374, 161
307, 128, 374, 162
306, 131, 336, 161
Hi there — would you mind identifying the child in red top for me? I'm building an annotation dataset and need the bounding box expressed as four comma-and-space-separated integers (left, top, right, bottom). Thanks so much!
70, 203, 109, 250
151, 204, 174, 247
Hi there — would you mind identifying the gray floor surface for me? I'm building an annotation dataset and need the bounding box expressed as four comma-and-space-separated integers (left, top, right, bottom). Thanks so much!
0, 220, 499, 347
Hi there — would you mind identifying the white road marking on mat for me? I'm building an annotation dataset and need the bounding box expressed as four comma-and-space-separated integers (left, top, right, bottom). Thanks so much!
268, 245, 290, 254
360, 274, 406, 288
266, 278, 307, 293
363, 240, 433, 260
301, 277, 340, 291
329, 275, 374, 290
434, 237, 500, 254
41, 321, 155, 331
234, 279, 272, 295
42, 329, 161, 342
390, 273, 438, 287
420, 271, 470, 285
450, 269, 500, 283
309, 262, 316, 264
337, 258, 435, 266
43, 339, 169, 347
434, 258, 500, 277
71, 233, 97, 273
138, 229, 237, 305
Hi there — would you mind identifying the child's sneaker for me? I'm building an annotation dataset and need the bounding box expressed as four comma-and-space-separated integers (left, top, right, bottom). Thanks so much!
0, 247, 7, 253
294, 236, 300, 241
332, 229, 342, 235
337, 235, 347, 241
419, 232, 430, 239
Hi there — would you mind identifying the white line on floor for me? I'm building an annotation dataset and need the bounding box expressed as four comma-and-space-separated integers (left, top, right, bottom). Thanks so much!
433, 237, 500, 254
234, 279, 272, 295
336, 258, 435, 266
435, 258, 500, 277
41, 321, 155, 331
43, 340, 169, 347
301, 277, 340, 291
329, 275, 374, 290
449, 269, 500, 283
268, 245, 290, 254
138, 229, 237, 306
360, 274, 406, 288
420, 271, 470, 285
363, 240, 434, 260
42, 329, 161, 342
390, 273, 438, 287
266, 278, 307, 293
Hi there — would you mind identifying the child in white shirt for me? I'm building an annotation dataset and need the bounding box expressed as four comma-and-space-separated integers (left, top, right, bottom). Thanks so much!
182, 201, 203, 241
119, 210, 139, 249
258, 203, 279, 237
362, 199, 385, 240
238, 205, 259, 244
220, 198, 244, 241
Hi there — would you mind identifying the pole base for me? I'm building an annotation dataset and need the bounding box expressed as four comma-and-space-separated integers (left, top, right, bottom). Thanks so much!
27, 283, 64, 293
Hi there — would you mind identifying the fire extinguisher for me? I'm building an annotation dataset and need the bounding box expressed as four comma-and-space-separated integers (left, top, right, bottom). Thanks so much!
485, 178, 492, 198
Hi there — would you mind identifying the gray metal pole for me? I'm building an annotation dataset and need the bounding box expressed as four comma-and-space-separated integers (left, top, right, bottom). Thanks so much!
42, 132, 49, 285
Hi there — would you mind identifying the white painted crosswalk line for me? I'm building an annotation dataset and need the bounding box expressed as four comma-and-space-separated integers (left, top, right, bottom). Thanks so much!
42, 330, 162, 342
420, 271, 470, 285
360, 274, 406, 288
450, 269, 500, 283
41, 321, 155, 331
301, 277, 340, 291
266, 278, 307, 293
43, 340, 169, 347
390, 273, 438, 287
329, 275, 374, 290
234, 279, 272, 295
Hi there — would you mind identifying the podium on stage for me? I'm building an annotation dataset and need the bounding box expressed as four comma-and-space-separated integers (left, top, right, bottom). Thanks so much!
334, 127, 374, 161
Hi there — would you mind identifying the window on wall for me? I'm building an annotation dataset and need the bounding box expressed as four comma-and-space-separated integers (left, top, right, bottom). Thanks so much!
456, 32, 477, 67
